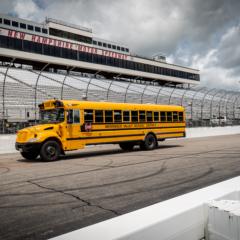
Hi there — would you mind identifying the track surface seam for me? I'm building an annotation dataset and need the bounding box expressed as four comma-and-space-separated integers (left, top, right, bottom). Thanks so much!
27, 180, 119, 216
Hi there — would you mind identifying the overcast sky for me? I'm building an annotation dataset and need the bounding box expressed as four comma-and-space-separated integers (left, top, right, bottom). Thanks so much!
1, 0, 240, 89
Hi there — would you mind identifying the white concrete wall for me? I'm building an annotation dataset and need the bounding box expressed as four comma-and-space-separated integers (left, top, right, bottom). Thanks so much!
1, 126, 240, 154
0, 134, 17, 154
51, 177, 240, 240
186, 126, 240, 138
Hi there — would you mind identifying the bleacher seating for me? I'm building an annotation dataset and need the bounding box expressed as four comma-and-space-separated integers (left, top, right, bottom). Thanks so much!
0, 66, 239, 127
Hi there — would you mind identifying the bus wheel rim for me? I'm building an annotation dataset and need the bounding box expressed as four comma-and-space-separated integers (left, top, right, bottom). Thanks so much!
46, 145, 56, 157
148, 137, 154, 146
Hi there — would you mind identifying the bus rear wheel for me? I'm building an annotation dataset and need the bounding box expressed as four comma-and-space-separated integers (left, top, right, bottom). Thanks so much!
119, 142, 134, 151
40, 140, 60, 161
140, 134, 157, 150
21, 151, 39, 160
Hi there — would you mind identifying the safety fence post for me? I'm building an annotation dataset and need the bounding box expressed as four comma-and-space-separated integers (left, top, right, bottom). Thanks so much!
106, 79, 114, 101
141, 85, 148, 103
124, 81, 133, 103
168, 87, 177, 105
34, 63, 49, 124
217, 92, 228, 126
85, 77, 93, 100
189, 87, 206, 125
155, 83, 169, 104
225, 93, 236, 124
61, 67, 75, 99
180, 88, 189, 106
233, 95, 240, 124
200, 88, 216, 124
209, 89, 223, 126
2, 58, 15, 133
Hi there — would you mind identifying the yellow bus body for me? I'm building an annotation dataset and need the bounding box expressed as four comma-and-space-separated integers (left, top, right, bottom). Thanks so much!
16, 99, 186, 161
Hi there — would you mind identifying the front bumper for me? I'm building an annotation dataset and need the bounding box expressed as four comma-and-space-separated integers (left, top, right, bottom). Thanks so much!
15, 142, 41, 153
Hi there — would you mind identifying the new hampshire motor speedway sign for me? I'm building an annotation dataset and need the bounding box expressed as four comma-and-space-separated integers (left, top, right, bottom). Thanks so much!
0, 28, 129, 61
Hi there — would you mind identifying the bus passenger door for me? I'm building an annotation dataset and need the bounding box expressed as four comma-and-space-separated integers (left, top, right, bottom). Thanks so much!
66, 109, 84, 149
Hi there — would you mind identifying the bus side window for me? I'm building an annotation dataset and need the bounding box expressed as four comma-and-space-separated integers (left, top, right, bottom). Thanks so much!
173, 112, 178, 122
123, 111, 130, 122
167, 112, 173, 122
84, 109, 93, 122
179, 112, 183, 122
154, 112, 159, 122
114, 110, 122, 122
95, 110, 103, 123
105, 110, 113, 123
147, 111, 153, 122
160, 112, 166, 122
139, 111, 146, 122
131, 111, 138, 122
73, 110, 80, 123
67, 110, 73, 124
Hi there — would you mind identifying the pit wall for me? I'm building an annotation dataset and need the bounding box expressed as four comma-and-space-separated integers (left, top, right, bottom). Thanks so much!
1, 126, 240, 154
0, 134, 16, 154
186, 126, 240, 138
51, 177, 240, 240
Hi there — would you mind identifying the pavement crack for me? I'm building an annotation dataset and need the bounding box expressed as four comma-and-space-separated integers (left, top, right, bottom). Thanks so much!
0, 167, 10, 174
27, 180, 119, 216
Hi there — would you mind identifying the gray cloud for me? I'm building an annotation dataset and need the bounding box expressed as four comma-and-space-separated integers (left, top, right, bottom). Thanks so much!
216, 25, 240, 70
0, 0, 16, 14
1, 0, 240, 89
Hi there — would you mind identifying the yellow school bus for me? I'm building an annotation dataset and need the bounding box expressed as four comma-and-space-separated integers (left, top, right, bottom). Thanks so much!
16, 99, 185, 161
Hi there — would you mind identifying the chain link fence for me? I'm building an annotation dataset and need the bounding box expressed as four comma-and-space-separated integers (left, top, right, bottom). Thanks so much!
1, 65, 240, 133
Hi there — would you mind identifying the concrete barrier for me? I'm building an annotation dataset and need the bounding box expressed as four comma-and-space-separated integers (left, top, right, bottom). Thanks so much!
186, 126, 240, 138
0, 134, 17, 154
51, 176, 240, 240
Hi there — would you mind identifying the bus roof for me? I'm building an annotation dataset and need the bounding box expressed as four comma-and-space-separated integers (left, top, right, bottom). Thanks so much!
44, 99, 184, 111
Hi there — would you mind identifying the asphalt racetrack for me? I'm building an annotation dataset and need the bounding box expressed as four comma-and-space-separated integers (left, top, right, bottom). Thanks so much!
1, 134, 240, 240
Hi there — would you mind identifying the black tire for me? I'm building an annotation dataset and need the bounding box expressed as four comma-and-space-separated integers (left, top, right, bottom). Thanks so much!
119, 142, 134, 151
140, 134, 157, 150
40, 140, 60, 161
21, 151, 39, 160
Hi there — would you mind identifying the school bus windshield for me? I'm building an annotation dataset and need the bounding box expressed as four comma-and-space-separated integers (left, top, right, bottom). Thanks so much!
39, 108, 65, 124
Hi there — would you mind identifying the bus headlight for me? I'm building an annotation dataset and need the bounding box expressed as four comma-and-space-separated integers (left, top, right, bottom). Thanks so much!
28, 138, 39, 143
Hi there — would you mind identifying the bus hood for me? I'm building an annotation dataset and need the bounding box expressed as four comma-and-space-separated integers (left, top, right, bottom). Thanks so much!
16, 124, 59, 143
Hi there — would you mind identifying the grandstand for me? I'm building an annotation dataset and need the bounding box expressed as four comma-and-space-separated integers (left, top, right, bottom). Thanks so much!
0, 65, 240, 133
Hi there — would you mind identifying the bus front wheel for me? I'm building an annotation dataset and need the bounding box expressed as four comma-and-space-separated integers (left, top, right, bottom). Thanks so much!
21, 151, 39, 160
140, 134, 157, 150
40, 140, 60, 161
119, 142, 134, 151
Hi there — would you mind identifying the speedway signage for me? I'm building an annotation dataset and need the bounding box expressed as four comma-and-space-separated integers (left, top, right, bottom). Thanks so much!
0, 28, 129, 60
